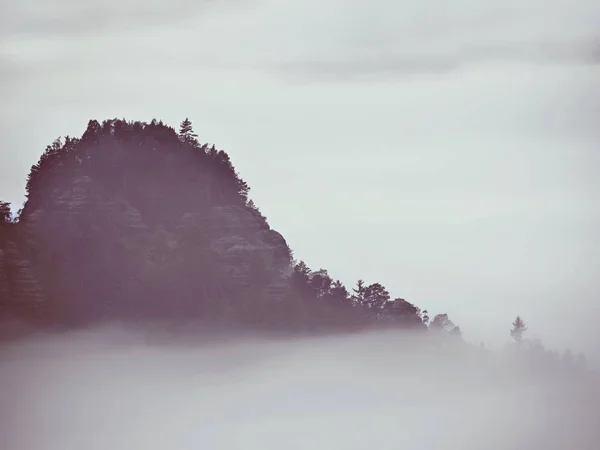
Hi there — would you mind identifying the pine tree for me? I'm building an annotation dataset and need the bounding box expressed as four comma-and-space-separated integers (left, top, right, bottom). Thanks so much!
178, 118, 198, 146
510, 316, 527, 345
351, 279, 366, 306
351, 280, 389, 309
0, 201, 12, 225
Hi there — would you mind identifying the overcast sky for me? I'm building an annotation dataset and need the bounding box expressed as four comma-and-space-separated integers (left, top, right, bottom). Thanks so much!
1, 0, 599, 357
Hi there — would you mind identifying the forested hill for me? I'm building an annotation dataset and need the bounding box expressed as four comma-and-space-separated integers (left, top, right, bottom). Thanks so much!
0, 118, 431, 333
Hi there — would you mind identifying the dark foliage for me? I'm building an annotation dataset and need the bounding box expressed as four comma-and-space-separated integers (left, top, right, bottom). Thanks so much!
0, 118, 427, 331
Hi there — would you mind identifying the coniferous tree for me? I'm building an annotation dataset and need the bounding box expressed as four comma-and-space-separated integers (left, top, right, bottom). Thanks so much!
178, 118, 199, 146
510, 316, 527, 345
351, 279, 366, 306
351, 280, 390, 310
0, 202, 11, 225
291, 260, 313, 297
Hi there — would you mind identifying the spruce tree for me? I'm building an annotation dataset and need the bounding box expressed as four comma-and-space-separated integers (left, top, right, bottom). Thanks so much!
510, 316, 527, 345
178, 118, 198, 146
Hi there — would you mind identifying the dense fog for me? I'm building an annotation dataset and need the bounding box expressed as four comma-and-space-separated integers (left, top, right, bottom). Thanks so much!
2, 325, 598, 450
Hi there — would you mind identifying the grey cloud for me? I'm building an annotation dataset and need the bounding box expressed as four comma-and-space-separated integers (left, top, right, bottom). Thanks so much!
0, 58, 38, 101
277, 38, 600, 79
0, 59, 23, 84
2, 0, 598, 81
0, 0, 230, 91
0, 0, 223, 39
255, 0, 600, 79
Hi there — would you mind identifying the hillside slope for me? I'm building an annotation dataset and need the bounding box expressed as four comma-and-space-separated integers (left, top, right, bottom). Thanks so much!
1, 118, 426, 332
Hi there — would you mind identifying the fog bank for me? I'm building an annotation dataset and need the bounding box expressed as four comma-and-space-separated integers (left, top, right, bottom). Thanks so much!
1, 326, 599, 450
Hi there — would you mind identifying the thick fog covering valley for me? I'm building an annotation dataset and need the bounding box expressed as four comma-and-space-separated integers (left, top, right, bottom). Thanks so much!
1, 325, 599, 450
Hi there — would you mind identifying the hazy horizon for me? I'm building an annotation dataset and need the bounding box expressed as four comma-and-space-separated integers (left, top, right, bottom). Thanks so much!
1, 326, 599, 450
1, 0, 599, 359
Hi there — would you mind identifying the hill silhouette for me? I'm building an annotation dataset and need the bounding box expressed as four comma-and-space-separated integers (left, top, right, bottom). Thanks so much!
0, 118, 426, 333
0, 119, 595, 424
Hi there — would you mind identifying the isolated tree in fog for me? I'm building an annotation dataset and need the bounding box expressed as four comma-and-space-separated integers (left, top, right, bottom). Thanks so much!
510, 316, 527, 345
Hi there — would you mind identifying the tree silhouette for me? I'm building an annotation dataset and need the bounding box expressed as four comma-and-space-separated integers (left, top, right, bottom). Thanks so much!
420, 309, 430, 325
451, 325, 462, 337
351, 280, 390, 310
351, 279, 366, 306
328, 280, 349, 305
429, 313, 455, 332
309, 269, 333, 299
178, 118, 198, 146
363, 283, 390, 309
0, 202, 11, 225
510, 316, 527, 344
380, 298, 424, 326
